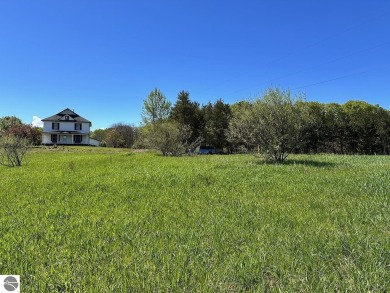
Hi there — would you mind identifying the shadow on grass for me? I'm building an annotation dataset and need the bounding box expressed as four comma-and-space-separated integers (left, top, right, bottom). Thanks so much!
254, 158, 338, 168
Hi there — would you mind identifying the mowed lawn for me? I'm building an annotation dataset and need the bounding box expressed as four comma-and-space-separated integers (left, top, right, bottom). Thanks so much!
0, 147, 389, 292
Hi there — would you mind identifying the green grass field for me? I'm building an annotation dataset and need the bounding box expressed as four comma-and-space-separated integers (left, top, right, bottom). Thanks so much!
0, 147, 389, 292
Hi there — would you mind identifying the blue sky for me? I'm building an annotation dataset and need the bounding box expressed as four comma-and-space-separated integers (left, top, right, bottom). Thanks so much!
0, 1, 389, 130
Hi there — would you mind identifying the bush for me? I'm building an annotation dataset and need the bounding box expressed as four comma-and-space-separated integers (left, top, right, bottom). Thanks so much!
139, 121, 198, 156
0, 135, 30, 167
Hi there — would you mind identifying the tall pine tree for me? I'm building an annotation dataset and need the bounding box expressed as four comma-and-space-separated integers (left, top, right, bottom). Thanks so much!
170, 91, 202, 144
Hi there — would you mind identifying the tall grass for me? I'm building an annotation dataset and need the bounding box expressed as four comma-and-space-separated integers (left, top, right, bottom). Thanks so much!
0, 147, 389, 291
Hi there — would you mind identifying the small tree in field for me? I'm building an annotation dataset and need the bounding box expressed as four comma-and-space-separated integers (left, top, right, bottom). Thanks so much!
0, 135, 30, 167
140, 121, 200, 156
254, 88, 307, 161
0, 121, 37, 167
228, 87, 307, 162
142, 88, 171, 125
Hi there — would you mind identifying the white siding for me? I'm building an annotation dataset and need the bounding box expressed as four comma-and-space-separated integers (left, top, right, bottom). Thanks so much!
81, 135, 90, 145
81, 122, 90, 134
42, 121, 90, 134
42, 134, 52, 144
42, 133, 91, 145
59, 123, 75, 132
59, 116, 75, 121
43, 122, 54, 132
90, 138, 100, 146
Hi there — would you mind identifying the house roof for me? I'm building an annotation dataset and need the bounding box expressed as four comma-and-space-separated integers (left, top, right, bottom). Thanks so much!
42, 108, 92, 124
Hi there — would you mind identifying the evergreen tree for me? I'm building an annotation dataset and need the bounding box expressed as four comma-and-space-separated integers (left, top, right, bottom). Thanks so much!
170, 91, 202, 144
201, 99, 231, 151
211, 99, 231, 150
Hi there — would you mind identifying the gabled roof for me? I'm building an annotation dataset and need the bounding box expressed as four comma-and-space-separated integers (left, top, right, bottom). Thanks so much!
42, 108, 92, 124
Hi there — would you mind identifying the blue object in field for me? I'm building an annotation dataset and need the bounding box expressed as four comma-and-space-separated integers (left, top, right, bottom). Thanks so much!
199, 145, 217, 154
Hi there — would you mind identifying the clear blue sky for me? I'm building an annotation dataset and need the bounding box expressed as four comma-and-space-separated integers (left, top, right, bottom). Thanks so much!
0, 1, 389, 129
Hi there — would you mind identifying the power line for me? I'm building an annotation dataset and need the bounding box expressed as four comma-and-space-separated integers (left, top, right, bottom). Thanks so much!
267, 41, 390, 85
206, 10, 390, 99
219, 39, 388, 100
291, 71, 369, 91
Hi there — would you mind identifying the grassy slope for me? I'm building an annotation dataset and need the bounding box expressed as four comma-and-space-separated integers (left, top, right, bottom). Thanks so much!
0, 147, 389, 292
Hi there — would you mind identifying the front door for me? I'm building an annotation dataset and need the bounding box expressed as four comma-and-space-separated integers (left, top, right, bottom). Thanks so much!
51, 134, 58, 143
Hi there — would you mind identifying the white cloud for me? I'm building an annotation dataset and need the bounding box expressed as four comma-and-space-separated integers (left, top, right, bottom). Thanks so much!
32, 116, 43, 127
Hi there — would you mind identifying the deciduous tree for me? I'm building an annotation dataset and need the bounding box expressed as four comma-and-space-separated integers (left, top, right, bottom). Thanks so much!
142, 88, 171, 125
0, 135, 30, 167
141, 121, 197, 156
228, 87, 307, 162
0, 116, 22, 132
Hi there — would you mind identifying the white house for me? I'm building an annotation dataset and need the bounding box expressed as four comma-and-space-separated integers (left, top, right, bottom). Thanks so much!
42, 108, 99, 146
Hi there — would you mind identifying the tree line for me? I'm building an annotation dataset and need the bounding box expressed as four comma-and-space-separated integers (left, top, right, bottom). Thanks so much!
1, 86, 389, 165
136, 89, 231, 156
97, 87, 389, 160
299, 100, 390, 155
91, 89, 232, 155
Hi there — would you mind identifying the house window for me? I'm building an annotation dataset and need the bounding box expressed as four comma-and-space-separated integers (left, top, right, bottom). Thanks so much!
51, 134, 58, 143
65, 115, 69, 120
52, 123, 59, 130
74, 135, 82, 143
75, 123, 82, 130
